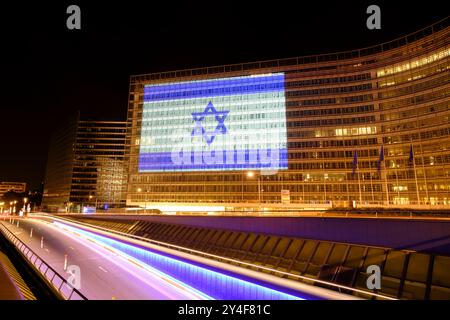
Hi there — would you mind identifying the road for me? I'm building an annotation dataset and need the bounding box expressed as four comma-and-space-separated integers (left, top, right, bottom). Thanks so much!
0, 218, 207, 300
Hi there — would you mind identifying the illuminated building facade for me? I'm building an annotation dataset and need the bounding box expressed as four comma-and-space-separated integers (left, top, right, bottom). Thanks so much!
42, 114, 127, 212
0, 182, 27, 197
126, 18, 450, 211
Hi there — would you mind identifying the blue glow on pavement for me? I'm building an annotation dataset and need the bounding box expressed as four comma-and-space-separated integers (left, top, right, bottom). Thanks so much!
53, 221, 304, 300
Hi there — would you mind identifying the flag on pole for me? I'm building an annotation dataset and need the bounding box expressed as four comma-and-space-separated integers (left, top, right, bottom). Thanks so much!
352, 150, 358, 175
409, 144, 414, 165
377, 145, 384, 172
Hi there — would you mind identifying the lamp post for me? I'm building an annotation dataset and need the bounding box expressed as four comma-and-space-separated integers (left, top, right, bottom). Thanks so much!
23, 197, 28, 214
137, 188, 145, 214
89, 195, 98, 212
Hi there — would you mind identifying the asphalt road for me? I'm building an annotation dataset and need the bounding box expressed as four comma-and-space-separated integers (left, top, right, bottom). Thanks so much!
0, 218, 206, 300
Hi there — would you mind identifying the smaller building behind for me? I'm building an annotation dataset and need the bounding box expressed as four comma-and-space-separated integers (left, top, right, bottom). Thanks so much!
0, 182, 27, 197
42, 112, 127, 212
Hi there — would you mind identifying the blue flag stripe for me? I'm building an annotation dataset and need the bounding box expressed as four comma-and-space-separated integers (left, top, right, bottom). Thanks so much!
139, 149, 288, 171
144, 74, 285, 102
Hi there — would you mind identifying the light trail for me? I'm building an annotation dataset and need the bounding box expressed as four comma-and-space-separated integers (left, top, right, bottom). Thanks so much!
51, 220, 305, 300
38, 214, 390, 300
42, 220, 210, 300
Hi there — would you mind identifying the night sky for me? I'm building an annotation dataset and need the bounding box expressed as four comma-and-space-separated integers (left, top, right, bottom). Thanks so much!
0, 1, 448, 190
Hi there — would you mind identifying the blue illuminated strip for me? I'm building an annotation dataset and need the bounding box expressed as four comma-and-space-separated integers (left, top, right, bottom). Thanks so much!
139, 148, 288, 172
144, 74, 285, 102
53, 222, 304, 300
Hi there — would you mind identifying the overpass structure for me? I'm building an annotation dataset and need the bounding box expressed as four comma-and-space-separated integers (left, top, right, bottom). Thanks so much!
2, 212, 449, 300
55, 213, 450, 300
0, 214, 373, 300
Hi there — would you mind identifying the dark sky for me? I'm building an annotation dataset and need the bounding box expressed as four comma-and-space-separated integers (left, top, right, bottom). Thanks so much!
0, 1, 448, 190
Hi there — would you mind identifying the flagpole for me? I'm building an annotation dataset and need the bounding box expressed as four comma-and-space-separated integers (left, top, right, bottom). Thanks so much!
411, 144, 420, 205
378, 145, 389, 207
355, 151, 362, 205
413, 159, 420, 205
368, 155, 375, 203
419, 143, 430, 205
322, 162, 327, 205
353, 150, 362, 206
357, 167, 362, 205
395, 165, 400, 201
383, 161, 389, 206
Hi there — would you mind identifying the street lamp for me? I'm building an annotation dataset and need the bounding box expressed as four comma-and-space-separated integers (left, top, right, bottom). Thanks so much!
23, 197, 28, 213
21, 197, 27, 215
137, 187, 146, 213
66, 202, 72, 213
89, 195, 98, 211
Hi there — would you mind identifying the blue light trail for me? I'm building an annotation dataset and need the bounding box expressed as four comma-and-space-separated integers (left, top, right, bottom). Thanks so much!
53, 221, 305, 300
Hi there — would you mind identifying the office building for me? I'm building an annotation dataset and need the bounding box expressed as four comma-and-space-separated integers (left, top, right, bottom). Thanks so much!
42, 113, 127, 212
125, 18, 449, 212
0, 182, 27, 197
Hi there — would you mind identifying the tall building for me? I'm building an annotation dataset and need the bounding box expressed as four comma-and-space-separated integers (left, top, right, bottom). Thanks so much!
125, 18, 450, 212
0, 182, 27, 197
41, 114, 78, 211
42, 113, 127, 212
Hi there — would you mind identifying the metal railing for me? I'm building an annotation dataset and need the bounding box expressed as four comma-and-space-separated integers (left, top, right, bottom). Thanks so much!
52, 209, 450, 220
0, 221, 87, 300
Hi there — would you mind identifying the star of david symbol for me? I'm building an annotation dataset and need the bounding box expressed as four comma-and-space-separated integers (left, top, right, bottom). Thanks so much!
191, 101, 229, 144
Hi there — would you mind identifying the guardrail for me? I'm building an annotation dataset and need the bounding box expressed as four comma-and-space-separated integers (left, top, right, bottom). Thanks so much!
0, 221, 87, 300
46, 209, 450, 220
33, 213, 396, 300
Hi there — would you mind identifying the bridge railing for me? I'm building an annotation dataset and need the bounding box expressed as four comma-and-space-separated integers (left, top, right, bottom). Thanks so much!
0, 222, 87, 300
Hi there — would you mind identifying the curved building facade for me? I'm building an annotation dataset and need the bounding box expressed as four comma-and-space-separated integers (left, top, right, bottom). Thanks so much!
126, 18, 449, 211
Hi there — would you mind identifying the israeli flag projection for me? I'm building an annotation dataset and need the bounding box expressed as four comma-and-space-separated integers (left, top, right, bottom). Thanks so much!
139, 73, 288, 172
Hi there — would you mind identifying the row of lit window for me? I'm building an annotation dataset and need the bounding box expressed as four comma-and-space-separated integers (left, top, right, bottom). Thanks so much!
287, 104, 374, 117
287, 116, 375, 128
381, 114, 450, 133
381, 100, 449, 120
286, 83, 372, 97
377, 74, 449, 99
382, 127, 450, 144
378, 60, 449, 87
286, 73, 371, 88
127, 182, 450, 195
376, 47, 450, 77
288, 138, 378, 148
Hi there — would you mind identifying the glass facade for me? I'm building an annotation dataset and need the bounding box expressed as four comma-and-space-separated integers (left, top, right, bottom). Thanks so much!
70, 120, 127, 211
125, 18, 450, 210
42, 114, 79, 212
42, 115, 127, 212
